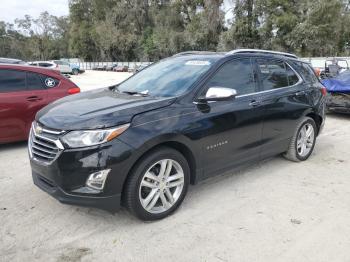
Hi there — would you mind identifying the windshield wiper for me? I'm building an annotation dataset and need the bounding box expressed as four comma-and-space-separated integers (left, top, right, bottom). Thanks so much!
121, 90, 149, 97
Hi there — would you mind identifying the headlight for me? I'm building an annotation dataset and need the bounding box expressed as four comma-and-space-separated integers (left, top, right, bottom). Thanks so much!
61, 124, 130, 148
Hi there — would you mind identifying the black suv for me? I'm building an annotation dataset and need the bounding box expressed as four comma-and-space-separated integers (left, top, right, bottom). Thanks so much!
29, 49, 326, 220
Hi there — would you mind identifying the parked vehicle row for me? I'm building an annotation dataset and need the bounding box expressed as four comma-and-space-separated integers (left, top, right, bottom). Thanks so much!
92, 64, 130, 72
0, 64, 80, 144
0, 57, 27, 64
29, 60, 85, 75
28, 49, 326, 221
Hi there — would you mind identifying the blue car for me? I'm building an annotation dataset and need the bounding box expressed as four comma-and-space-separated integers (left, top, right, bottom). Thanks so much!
70, 63, 85, 75
322, 70, 350, 113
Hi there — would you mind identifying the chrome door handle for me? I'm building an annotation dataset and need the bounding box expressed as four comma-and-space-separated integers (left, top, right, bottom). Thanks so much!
26, 96, 42, 102
295, 91, 305, 96
249, 100, 261, 107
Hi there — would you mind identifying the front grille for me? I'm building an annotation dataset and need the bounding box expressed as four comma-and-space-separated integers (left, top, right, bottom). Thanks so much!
28, 122, 65, 164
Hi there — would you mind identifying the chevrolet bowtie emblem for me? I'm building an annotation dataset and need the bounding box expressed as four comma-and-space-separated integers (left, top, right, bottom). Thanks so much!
35, 125, 43, 134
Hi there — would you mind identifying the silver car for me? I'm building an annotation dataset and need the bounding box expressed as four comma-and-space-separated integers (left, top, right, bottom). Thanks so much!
30, 60, 72, 74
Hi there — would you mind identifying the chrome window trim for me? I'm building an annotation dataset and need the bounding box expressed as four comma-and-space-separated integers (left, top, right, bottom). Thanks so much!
236, 61, 303, 98
193, 61, 304, 102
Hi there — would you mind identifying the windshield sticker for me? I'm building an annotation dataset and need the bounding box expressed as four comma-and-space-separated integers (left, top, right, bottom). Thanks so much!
185, 60, 211, 66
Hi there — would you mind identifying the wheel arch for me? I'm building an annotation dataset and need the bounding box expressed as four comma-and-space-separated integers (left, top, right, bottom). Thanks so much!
120, 138, 199, 205
305, 112, 323, 135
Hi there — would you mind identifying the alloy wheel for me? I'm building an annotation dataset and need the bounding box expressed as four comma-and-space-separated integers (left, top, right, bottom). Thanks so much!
296, 123, 315, 157
139, 159, 185, 214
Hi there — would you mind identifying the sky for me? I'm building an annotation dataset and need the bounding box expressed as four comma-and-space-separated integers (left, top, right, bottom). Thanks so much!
1, 0, 233, 24
1, 0, 69, 24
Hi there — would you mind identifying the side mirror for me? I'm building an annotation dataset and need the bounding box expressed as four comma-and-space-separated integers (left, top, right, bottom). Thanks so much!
198, 87, 237, 102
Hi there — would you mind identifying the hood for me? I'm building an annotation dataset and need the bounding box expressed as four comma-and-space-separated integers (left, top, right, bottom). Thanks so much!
36, 88, 175, 130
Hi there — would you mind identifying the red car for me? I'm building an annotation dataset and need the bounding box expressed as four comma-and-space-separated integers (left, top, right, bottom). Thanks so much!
113, 65, 129, 72
0, 64, 80, 143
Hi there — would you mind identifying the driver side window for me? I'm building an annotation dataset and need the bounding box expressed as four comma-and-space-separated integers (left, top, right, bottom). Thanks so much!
205, 58, 257, 96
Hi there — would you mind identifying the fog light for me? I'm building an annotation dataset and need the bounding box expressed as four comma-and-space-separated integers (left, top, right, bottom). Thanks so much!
86, 169, 111, 190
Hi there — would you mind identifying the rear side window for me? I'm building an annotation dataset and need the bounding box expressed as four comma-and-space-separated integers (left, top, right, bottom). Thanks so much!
257, 59, 300, 90
301, 63, 319, 83
27, 72, 46, 90
0, 69, 26, 92
286, 64, 300, 85
205, 58, 257, 96
28, 72, 60, 89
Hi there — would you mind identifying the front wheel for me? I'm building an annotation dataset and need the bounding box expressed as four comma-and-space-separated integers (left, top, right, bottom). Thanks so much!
72, 69, 79, 75
123, 147, 190, 221
284, 117, 317, 162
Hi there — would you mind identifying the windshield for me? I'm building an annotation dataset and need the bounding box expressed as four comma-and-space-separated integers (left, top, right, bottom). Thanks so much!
117, 56, 219, 97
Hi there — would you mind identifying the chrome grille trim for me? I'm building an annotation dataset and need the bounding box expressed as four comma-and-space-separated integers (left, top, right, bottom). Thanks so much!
28, 122, 65, 165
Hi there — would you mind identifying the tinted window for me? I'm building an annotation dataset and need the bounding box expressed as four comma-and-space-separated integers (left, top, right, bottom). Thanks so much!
286, 64, 300, 85
205, 58, 256, 95
39, 63, 53, 67
0, 69, 26, 92
257, 59, 288, 90
26, 72, 46, 90
302, 63, 319, 83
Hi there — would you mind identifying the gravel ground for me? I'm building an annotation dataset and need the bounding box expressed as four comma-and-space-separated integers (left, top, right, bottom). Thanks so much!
1, 71, 350, 261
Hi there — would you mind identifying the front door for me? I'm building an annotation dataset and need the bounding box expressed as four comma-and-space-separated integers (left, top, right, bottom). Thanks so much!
194, 58, 264, 177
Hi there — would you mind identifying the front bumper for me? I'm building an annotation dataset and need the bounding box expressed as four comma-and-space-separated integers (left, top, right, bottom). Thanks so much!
32, 171, 121, 212
30, 138, 135, 212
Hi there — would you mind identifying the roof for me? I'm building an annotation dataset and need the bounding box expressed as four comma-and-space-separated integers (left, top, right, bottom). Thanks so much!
173, 49, 298, 60
0, 57, 26, 64
227, 49, 298, 59
0, 63, 62, 76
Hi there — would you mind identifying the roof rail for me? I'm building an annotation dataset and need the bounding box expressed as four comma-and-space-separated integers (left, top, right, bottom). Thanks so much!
226, 49, 298, 59
173, 51, 223, 57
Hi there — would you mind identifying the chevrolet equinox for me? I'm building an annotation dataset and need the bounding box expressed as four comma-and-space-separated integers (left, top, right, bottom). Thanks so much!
29, 49, 326, 220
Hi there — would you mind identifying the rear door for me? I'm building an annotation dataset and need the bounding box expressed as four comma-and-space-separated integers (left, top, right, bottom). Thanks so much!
0, 69, 48, 143
195, 58, 264, 177
256, 58, 310, 157
25, 72, 49, 131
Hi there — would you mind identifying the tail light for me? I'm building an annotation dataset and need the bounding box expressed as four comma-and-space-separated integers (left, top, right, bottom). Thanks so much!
68, 87, 80, 94
321, 86, 327, 96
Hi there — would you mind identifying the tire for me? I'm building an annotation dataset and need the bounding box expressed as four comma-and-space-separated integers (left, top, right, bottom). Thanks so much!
72, 69, 79, 75
123, 147, 190, 221
284, 117, 317, 162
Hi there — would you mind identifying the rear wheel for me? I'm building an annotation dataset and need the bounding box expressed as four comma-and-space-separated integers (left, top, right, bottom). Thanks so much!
284, 117, 317, 162
123, 147, 190, 221
72, 69, 79, 75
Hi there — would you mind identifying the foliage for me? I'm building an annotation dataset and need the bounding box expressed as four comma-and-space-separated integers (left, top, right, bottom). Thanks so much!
1, 0, 350, 61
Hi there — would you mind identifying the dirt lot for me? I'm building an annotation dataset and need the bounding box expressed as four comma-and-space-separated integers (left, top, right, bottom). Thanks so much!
1, 71, 350, 261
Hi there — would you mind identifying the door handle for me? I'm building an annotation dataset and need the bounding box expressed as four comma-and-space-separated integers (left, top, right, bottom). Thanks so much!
295, 91, 305, 96
249, 100, 261, 107
26, 96, 42, 102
